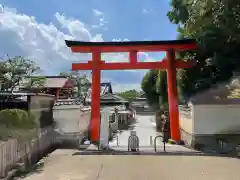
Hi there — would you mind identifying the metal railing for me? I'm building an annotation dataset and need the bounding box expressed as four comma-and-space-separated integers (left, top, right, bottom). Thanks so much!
154, 135, 166, 152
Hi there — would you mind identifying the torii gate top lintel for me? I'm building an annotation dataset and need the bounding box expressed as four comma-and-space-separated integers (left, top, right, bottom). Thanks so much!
65, 39, 197, 143
65, 39, 197, 52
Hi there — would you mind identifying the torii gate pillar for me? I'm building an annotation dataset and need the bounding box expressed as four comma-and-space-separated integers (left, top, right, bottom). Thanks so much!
65, 39, 197, 143
166, 49, 180, 140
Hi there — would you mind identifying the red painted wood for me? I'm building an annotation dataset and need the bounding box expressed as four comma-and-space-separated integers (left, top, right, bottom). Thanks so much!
90, 51, 101, 142
72, 59, 194, 70
66, 40, 197, 142
70, 43, 197, 53
72, 61, 168, 70
129, 51, 138, 64
166, 49, 181, 141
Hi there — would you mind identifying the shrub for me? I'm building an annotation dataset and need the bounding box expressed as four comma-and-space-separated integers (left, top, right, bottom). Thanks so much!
0, 109, 38, 141
0, 109, 36, 129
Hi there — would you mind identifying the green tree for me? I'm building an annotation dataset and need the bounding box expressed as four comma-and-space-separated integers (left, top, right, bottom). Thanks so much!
0, 109, 37, 140
0, 56, 41, 91
24, 76, 46, 89
117, 89, 138, 102
156, 70, 168, 109
141, 0, 240, 110
141, 69, 160, 109
0, 62, 8, 90
167, 0, 240, 98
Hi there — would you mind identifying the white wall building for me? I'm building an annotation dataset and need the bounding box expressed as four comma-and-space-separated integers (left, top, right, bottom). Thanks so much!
179, 75, 240, 152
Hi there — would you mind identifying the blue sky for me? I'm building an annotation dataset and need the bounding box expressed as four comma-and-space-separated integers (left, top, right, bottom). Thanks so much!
0, 0, 178, 92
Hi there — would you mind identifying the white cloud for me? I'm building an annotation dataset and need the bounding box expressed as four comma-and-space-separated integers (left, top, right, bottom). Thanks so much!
0, 4, 153, 92
91, 9, 108, 30
142, 8, 152, 14
112, 38, 130, 42
55, 12, 92, 40
0, 5, 89, 74
92, 9, 103, 17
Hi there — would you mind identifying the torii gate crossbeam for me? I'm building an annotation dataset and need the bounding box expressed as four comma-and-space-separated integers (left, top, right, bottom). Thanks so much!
65, 39, 197, 143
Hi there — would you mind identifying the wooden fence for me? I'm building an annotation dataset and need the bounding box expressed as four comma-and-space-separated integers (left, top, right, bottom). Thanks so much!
0, 127, 56, 178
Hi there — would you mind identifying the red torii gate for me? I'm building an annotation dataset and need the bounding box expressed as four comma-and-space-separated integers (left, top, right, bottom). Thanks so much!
65, 39, 197, 142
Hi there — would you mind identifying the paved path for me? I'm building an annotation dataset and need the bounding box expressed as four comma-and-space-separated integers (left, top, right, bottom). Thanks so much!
19, 149, 240, 180
109, 115, 197, 153
18, 115, 240, 180
110, 115, 159, 148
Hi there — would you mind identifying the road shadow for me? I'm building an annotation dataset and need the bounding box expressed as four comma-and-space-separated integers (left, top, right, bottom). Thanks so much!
72, 149, 238, 159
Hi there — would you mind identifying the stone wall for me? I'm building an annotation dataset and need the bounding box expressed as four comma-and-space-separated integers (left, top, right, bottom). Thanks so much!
180, 128, 240, 154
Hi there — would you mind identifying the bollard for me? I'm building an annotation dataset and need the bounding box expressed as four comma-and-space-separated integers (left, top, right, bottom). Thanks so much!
116, 136, 119, 146
128, 131, 139, 152
236, 144, 240, 158
150, 136, 153, 146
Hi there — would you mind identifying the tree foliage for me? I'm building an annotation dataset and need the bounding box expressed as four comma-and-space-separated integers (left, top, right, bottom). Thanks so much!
0, 109, 36, 129
0, 109, 37, 140
0, 56, 41, 91
24, 76, 46, 89
141, 70, 160, 109
168, 0, 240, 98
142, 0, 240, 108
117, 89, 138, 101
156, 70, 168, 109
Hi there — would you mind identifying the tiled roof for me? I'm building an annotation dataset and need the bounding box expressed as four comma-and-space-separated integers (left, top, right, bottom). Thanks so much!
44, 77, 73, 88
23, 76, 74, 88
138, 92, 145, 98
100, 93, 128, 102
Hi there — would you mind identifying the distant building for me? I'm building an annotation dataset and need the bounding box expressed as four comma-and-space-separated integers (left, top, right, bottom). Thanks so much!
131, 92, 150, 112
20, 76, 74, 99
84, 82, 128, 107
100, 93, 128, 106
